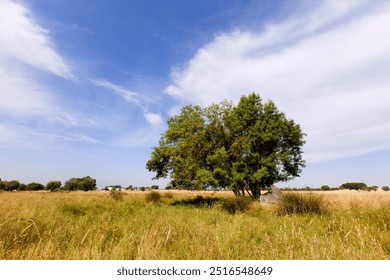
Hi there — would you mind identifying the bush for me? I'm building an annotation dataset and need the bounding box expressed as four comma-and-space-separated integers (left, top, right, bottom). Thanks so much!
46, 181, 62, 192
26, 182, 45, 191
339, 182, 367, 191
4, 180, 20, 191
109, 190, 124, 201
145, 191, 161, 203
277, 192, 325, 215
382, 186, 390, 192
321, 185, 330, 191
220, 196, 252, 214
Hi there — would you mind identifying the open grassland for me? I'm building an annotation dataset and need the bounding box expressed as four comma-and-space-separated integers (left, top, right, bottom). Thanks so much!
1, 190, 390, 260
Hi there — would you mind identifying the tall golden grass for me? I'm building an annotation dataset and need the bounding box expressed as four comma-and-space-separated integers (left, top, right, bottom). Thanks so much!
0, 190, 389, 260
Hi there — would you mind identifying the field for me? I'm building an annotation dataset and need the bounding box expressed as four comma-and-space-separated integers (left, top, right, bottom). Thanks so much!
1, 189, 390, 260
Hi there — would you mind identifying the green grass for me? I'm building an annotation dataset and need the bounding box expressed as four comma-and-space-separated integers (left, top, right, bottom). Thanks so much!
0, 191, 390, 259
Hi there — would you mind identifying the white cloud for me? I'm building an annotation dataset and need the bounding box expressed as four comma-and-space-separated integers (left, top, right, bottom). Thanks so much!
0, 0, 103, 133
0, 0, 73, 79
165, 0, 390, 163
91, 79, 138, 103
144, 111, 163, 127
92, 78, 164, 128
0, 67, 52, 117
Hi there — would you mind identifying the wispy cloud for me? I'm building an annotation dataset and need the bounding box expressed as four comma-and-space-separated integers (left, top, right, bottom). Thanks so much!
0, 0, 73, 79
92, 78, 164, 128
166, 0, 390, 163
91, 79, 138, 103
0, 0, 103, 151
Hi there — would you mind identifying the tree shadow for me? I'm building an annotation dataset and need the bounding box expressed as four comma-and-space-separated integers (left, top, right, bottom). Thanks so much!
170, 195, 220, 208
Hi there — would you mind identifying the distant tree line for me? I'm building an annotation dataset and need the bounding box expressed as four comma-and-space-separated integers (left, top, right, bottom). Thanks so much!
283, 182, 389, 192
0, 176, 97, 192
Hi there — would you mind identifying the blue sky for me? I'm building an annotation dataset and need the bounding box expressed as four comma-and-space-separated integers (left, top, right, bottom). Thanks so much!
1, 0, 390, 188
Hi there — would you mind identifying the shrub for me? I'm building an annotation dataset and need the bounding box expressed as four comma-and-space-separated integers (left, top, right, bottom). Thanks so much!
4, 180, 20, 191
46, 181, 62, 192
339, 182, 367, 191
277, 192, 325, 215
26, 182, 45, 191
145, 191, 161, 203
109, 190, 124, 201
321, 185, 330, 191
382, 186, 390, 192
220, 196, 252, 214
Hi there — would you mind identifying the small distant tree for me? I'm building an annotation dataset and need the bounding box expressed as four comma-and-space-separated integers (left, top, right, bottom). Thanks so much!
0, 179, 4, 190
340, 182, 367, 191
382, 186, 390, 192
126, 185, 134, 190
5, 180, 20, 191
151, 185, 159, 190
26, 182, 44, 191
18, 183, 27, 191
139, 186, 146, 191
64, 176, 96, 191
321, 185, 330, 191
46, 181, 62, 192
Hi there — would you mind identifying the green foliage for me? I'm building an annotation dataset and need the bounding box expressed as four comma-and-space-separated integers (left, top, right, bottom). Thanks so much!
340, 182, 367, 191
109, 190, 124, 201
64, 176, 96, 191
220, 196, 253, 214
139, 186, 146, 191
145, 191, 161, 203
46, 181, 62, 192
383, 186, 390, 192
4, 180, 20, 191
0, 179, 5, 190
147, 93, 305, 200
321, 185, 330, 191
25, 182, 44, 191
277, 193, 325, 215
151, 185, 159, 190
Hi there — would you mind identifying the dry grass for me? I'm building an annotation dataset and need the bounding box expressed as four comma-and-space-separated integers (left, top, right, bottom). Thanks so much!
0, 190, 389, 260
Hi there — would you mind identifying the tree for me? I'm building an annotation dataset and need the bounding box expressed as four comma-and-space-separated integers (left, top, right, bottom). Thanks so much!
64, 176, 96, 191
340, 182, 367, 191
382, 186, 390, 192
321, 185, 330, 191
46, 181, 62, 192
4, 180, 20, 191
26, 182, 44, 191
147, 93, 306, 200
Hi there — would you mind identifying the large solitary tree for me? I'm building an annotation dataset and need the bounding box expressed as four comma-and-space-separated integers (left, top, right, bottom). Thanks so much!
147, 93, 305, 200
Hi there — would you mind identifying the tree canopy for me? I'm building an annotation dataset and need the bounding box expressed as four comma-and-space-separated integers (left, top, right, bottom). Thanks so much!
64, 176, 96, 191
147, 93, 306, 200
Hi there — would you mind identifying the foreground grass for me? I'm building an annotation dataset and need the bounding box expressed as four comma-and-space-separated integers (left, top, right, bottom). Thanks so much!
0, 191, 390, 259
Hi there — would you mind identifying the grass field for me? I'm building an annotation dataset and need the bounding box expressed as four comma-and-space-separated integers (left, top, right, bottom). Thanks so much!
1, 190, 390, 260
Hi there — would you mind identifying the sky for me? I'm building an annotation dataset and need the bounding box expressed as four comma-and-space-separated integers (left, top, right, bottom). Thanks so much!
1, 0, 390, 188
